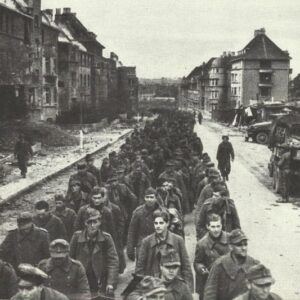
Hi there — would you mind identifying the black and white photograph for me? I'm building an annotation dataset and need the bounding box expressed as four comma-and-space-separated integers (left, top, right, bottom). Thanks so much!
0, 0, 299, 299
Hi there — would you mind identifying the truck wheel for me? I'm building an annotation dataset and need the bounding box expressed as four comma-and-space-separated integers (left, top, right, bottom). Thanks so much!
256, 132, 269, 145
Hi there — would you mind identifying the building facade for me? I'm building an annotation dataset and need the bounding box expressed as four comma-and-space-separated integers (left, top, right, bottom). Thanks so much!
0, 3, 138, 122
180, 28, 291, 121
230, 28, 291, 107
118, 66, 139, 116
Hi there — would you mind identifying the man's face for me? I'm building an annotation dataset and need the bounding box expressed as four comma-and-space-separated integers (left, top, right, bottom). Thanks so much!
134, 167, 142, 176
160, 264, 179, 282
19, 285, 39, 300
91, 193, 106, 206
71, 184, 81, 193
249, 282, 272, 300
35, 209, 49, 220
86, 219, 101, 236
144, 194, 157, 207
147, 292, 165, 300
161, 182, 169, 191
110, 180, 118, 188
231, 240, 248, 258
55, 200, 65, 210
87, 160, 94, 166
51, 256, 67, 267
206, 220, 222, 238
18, 222, 33, 235
154, 217, 168, 235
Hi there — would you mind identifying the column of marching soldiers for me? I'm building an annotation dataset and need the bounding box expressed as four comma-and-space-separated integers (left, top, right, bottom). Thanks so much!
0, 110, 282, 300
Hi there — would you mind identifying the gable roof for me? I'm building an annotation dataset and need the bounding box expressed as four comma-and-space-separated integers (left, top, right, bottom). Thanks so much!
187, 57, 216, 79
232, 32, 290, 62
0, 0, 31, 18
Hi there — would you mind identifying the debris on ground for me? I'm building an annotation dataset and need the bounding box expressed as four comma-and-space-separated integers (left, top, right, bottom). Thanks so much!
0, 120, 79, 151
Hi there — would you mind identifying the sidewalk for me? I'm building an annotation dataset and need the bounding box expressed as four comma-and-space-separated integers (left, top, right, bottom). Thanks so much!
0, 127, 132, 205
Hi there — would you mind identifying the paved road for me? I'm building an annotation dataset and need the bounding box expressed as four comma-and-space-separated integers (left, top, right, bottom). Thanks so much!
193, 119, 300, 299
1, 118, 299, 299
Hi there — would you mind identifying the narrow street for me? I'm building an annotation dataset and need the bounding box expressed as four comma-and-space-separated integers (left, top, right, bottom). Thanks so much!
191, 119, 300, 299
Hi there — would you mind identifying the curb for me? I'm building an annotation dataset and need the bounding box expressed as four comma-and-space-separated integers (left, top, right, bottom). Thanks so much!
0, 129, 133, 206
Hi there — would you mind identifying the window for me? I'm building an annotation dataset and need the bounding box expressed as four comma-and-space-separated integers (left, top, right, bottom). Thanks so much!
231, 73, 238, 83
84, 74, 87, 87
71, 48, 76, 62
260, 73, 272, 84
45, 57, 50, 74
45, 87, 51, 104
34, 15, 39, 28
260, 87, 271, 97
87, 74, 90, 87
231, 87, 238, 96
71, 72, 76, 87
210, 90, 219, 99
58, 80, 65, 88
260, 60, 271, 69
80, 74, 83, 86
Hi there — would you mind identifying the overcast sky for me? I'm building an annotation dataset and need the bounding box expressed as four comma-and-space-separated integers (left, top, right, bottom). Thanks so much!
43, 0, 300, 79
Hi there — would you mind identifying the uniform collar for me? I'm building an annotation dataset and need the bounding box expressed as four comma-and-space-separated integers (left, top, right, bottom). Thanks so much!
46, 257, 71, 272
221, 252, 253, 280
150, 231, 174, 248
77, 229, 105, 243
206, 231, 228, 249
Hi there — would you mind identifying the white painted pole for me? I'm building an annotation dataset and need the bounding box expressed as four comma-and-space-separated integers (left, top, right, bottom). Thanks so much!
80, 130, 84, 150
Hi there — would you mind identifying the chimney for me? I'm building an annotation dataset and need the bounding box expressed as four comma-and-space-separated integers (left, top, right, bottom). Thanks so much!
44, 9, 53, 20
56, 8, 61, 15
63, 7, 71, 14
254, 28, 266, 37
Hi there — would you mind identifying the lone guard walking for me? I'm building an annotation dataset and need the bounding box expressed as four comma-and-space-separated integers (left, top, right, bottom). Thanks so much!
14, 134, 33, 178
216, 133, 235, 181
198, 111, 203, 125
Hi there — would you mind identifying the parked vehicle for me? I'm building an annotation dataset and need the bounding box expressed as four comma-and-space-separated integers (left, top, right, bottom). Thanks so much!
268, 114, 300, 199
245, 121, 273, 144
244, 103, 293, 145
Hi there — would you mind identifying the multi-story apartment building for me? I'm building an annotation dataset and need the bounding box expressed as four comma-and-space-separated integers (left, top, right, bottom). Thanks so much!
0, 2, 138, 122
231, 28, 291, 107
181, 28, 291, 122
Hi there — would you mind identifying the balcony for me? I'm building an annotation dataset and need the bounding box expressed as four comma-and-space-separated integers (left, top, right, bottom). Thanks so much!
258, 82, 272, 87
259, 69, 273, 73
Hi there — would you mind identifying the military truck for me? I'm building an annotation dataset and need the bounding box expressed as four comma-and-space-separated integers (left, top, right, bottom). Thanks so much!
268, 114, 300, 200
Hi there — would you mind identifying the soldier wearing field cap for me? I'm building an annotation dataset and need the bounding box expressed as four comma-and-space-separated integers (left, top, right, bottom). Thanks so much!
233, 264, 282, 300
68, 162, 97, 194
204, 229, 259, 300
0, 212, 50, 270
125, 276, 167, 300
38, 239, 90, 300
127, 187, 160, 262
11, 263, 68, 300
160, 249, 193, 300
70, 208, 119, 298
52, 193, 77, 241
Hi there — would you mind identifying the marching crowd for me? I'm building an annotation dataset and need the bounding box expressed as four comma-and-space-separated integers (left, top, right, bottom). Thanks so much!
0, 110, 282, 300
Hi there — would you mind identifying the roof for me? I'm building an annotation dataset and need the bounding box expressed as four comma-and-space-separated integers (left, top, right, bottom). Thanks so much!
187, 57, 216, 79
42, 12, 59, 31
59, 12, 105, 50
57, 23, 87, 52
232, 32, 291, 62
0, 0, 31, 18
